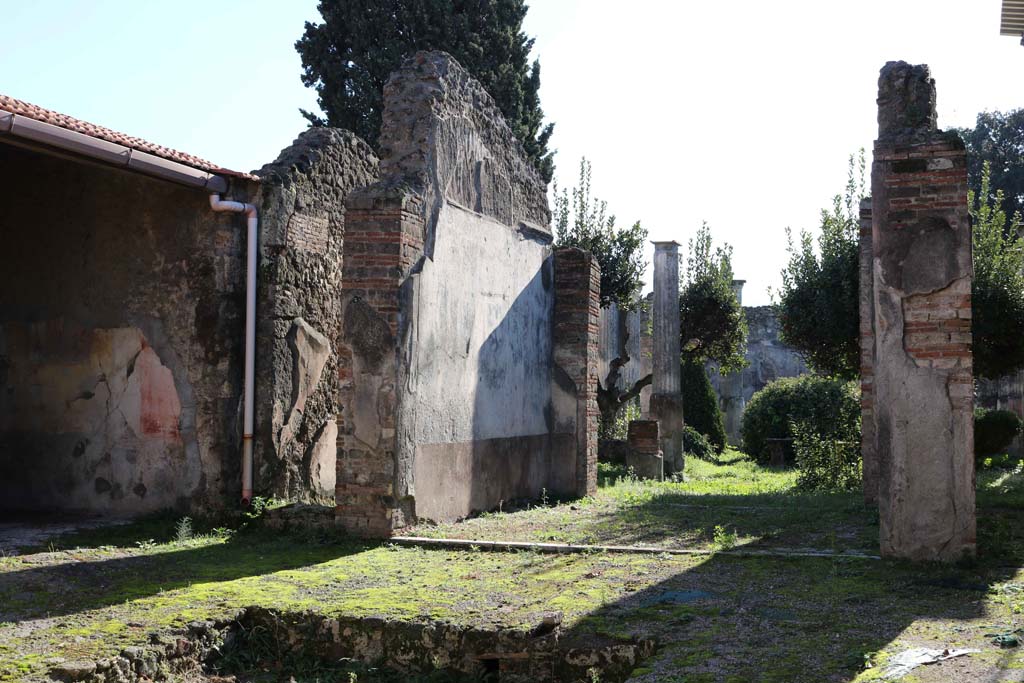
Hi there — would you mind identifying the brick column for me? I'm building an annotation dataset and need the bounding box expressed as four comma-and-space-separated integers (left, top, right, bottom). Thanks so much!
858, 198, 877, 506
871, 61, 974, 561
552, 247, 600, 498
335, 189, 424, 537
650, 241, 684, 474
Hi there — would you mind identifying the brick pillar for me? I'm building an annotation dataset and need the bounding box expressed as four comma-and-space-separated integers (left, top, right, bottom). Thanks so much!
552, 247, 600, 498
650, 241, 684, 474
872, 61, 975, 561
859, 198, 877, 506
335, 189, 424, 537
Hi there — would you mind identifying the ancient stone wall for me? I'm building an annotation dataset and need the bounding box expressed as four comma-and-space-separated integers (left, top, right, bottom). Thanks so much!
255, 129, 379, 505
335, 51, 588, 533
707, 305, 809, 445
869, 61, 974, 561
0, 142, 256, 514
597, 300, 652, 413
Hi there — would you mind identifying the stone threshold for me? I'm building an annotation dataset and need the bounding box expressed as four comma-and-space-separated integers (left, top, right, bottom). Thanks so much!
390, 535, 882, 560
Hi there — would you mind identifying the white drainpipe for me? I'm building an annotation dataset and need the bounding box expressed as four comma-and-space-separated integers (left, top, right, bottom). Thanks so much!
209, 194, 258, 505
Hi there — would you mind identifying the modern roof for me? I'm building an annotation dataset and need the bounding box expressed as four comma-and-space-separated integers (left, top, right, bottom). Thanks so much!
1002, 0, 1024, 37
0, 93, 258, 184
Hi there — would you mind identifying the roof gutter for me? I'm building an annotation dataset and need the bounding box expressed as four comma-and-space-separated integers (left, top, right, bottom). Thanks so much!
0, 108, 228, 192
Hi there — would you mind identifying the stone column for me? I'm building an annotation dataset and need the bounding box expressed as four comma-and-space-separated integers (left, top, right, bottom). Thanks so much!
720, 279, 747, 445
649, 241, 684, 473
871, 61, 975, 561
858, 198, 877, 506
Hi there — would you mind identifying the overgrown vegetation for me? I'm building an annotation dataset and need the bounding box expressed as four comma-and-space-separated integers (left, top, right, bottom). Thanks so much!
741, 375, 860, 465
296, 0, 555, 182
680, 359, 727, 453
955, 109, 1024, 220
774, 152, 864, 380
792, 423, 862, 492
679, 222, 747, 374
10, 458, 1024, 681
976, 408, 1023, 461
971, 162, 1024, 380
682, 424, 716, 462
553, 158, 648, 310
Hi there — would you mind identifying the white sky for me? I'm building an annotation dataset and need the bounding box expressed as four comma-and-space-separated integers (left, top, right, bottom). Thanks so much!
2, 1, 1022, 304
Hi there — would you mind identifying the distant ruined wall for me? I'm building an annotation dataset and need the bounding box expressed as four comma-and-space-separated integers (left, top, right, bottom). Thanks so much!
0, 143, 256, 514
707, 305, 809, 445
255, 129, 379, 505
335, 51, 591, 534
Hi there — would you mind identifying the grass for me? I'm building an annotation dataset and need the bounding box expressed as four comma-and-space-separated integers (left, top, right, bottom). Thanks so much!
407, 453, 875, 554
4, 453, 1024, 681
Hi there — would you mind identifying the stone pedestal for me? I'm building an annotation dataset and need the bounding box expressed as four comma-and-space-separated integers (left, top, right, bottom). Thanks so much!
651, 241, 684, 473
626, 420, 664, 480
870, 61, 975, 561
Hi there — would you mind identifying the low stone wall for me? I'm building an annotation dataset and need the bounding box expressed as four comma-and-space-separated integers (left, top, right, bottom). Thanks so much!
48, 607, 654, 683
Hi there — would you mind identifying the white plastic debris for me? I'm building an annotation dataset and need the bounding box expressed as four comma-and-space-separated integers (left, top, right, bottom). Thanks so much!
882, 647, 980, 680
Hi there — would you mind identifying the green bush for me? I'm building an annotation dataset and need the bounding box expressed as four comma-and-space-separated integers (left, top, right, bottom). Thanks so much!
793, 422, 861, 491
683, 425, 716, 462
975, 408, 1022, 459
599, 400, 642, 441
741, 375, 860, 464
681, 359, 727, 453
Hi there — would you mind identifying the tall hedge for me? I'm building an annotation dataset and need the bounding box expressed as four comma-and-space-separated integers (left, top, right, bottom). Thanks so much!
681, 359, 727, 454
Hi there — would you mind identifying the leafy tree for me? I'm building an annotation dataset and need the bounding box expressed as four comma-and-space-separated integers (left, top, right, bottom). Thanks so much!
679, 223, 747, 373
774, 152, 865, 380
553, 159, 650, 434
971, 162, 1024, 379
676, 223, 744, 453
553, 159, 648, 310
955, 110, 1024, 221
296, 0, 555, 182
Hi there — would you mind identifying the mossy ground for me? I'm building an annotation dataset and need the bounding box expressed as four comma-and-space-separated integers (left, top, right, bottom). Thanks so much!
4, 454, 1024, 681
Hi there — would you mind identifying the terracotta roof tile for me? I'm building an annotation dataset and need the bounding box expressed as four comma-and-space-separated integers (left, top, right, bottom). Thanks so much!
0, 93, 258, 180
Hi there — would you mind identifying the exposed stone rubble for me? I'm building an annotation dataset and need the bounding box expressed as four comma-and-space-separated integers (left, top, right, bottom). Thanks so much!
256, 128, 380, 504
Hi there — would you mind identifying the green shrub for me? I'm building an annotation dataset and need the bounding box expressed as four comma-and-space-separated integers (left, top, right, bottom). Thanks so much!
975, 408, 1022, 459
599, 399, 642, 441
793, 422, 861, 491
683, 425, 716, 462
741, 375, 860, 464
681, 359, 727, 453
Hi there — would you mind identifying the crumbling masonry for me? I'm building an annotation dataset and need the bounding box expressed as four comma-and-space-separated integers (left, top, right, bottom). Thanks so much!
334, 52, 600, 535
863, 61, 975, 561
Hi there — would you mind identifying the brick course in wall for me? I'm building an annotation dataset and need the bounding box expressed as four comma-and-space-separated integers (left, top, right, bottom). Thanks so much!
859, 199, 877, 505
553, 247, 600, 498
335, 190, 425, 537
